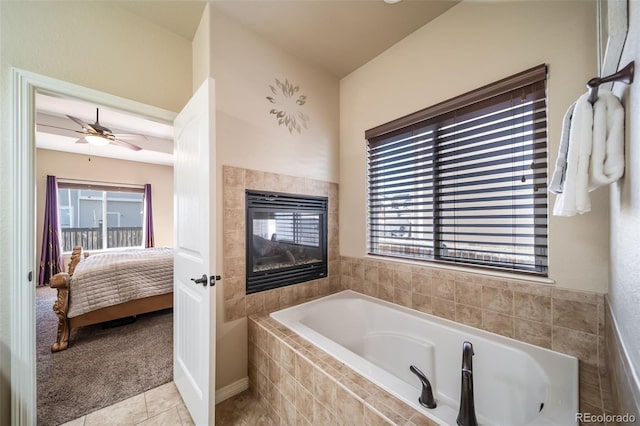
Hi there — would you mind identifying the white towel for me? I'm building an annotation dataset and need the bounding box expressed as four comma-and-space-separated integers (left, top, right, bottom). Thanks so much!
552, 90, 625, 216
589, 91, 624, 188
548, 102, 575, 194
553, 93, 594, 216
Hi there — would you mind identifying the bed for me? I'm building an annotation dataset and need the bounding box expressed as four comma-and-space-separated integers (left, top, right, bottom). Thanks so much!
49, 245, 174, 352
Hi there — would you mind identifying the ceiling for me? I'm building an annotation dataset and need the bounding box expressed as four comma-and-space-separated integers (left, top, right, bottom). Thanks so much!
118, 0, 459, 78
37, 0, 459, 164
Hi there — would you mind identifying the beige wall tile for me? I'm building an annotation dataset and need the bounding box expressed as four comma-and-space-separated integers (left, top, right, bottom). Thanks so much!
314, 366, 337, 409
553, 288, 603, 305
364, 405, 395, 425
223, 230, 245, 259
295, 382, 314, 422
552, 326, 598, 366
553, 298, 598, 334
393, 269, 412, 291
482, 311, 514, 338
514, 292, 551, 324
246, 292, 265, 316
412, 293, 432, 314
222, 165, 245, 187
224, 276, 245, 301
455, 281, 482, 307
432, 298, 455, 321
335, 385, 365, 425
456, 304, 482, 328
432, 278, 455, 301
245, 169, 266, 190
411, 273, 431, 296
223, 185, 244, 210
223, 208, 245, 232
226, 297, 246, 321
394, 288, 412, 307
514, 318, 552, 349
482, 285, 513, 315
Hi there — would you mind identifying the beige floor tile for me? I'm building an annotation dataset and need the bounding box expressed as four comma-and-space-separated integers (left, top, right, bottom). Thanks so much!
144, 382, 182, 418
60, 417, 85, 426
84, 393, 148, 426
135, 407, 182, 426
176, 402, 195, 426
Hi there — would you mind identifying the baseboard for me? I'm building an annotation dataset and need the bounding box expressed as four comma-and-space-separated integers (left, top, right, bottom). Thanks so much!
605, 297, 640, 418
215, 377, 249, 404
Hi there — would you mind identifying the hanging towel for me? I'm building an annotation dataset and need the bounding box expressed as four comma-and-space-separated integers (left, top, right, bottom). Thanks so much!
553, 93, 593, 216
589, 91, 624, 188
549, 102, 576, 194
552, 90, 625, 216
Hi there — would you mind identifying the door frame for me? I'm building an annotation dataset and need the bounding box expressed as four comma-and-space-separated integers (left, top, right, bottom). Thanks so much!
9, 68, 176, 425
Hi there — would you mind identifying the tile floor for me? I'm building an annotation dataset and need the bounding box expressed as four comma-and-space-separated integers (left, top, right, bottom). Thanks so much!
58, 383, 268, 426
60, 382, 194, 426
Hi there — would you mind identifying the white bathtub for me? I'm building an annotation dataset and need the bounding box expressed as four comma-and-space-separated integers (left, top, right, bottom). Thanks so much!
271, 290, 578, 426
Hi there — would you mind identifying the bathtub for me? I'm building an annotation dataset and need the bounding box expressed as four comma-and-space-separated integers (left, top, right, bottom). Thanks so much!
271, 290, 578, 426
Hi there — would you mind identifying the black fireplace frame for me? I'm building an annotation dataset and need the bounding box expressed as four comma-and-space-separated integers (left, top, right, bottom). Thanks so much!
245, 190, 328, 294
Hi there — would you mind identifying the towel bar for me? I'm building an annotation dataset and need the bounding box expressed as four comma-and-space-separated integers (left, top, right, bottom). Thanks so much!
587, 61, 635, 104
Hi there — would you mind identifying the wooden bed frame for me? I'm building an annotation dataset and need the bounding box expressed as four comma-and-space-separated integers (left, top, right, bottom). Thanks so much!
50, 246, 173, 352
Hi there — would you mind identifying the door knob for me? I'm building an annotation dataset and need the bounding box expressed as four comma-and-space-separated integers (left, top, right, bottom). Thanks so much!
191, 274, 208, 287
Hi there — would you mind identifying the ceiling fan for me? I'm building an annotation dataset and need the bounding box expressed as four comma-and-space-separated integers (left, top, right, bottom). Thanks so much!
40, 108, 145, 151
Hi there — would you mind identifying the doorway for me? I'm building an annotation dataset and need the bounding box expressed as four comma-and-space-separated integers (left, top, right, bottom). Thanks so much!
9, 68, 177, 425
35, 91, 176, 425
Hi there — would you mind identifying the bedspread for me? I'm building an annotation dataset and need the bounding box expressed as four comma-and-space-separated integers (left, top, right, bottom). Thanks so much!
67, 247, 173, 318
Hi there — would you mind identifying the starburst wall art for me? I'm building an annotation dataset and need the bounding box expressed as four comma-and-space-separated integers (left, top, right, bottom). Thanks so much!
266, 78, 310, 134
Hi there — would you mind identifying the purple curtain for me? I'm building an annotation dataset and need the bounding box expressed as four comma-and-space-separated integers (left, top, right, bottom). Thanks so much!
144, 184, 155, 248
38, 175, 64, 285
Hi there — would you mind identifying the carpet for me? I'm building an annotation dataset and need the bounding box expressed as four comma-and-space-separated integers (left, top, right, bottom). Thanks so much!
36, 286, 173, 426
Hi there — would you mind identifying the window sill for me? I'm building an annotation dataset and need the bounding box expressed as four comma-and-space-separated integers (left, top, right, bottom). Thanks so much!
363, 254, 555, 285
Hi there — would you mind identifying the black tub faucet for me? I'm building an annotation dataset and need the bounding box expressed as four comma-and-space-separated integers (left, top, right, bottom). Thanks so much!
457, 341, 478, 426
409, 365, 437, 409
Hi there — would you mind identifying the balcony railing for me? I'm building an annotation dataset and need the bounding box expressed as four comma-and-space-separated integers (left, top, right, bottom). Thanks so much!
61, 227, 143, 251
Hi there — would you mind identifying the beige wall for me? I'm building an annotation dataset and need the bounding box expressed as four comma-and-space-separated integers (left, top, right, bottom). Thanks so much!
197, 7, 340, 391
0, 2, 192, 423
339, 0, 607, 293
608, 0, 640, 415
35, 149, 174, 266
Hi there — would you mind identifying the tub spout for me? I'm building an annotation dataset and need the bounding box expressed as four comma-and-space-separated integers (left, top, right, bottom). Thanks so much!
456, 341, 478, 426
409, 365, 437, 409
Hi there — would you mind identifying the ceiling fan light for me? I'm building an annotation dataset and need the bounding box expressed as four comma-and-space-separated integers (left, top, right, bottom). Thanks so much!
85, 135, 110, 146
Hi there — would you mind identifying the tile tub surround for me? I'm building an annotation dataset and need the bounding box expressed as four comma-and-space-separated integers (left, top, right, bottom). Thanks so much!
249, 312, 612, 425
222, 166, 341, 322
248, 314, 439, 426
341, 256, 606, 370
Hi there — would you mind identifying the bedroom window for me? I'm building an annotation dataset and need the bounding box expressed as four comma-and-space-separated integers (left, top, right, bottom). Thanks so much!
57, 182, 146, 252
366, 65, 548, 275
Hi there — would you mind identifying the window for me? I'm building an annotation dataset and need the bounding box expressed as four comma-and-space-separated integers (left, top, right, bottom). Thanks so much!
366, 65, 548, 275
57, 182, 146, 252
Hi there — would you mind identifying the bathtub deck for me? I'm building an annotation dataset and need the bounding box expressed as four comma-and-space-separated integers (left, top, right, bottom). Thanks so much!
248, 312, 616, 426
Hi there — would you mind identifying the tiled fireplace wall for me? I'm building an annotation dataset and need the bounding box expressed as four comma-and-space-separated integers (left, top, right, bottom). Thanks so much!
222, 166, 340, 322
222, 167, 609, 391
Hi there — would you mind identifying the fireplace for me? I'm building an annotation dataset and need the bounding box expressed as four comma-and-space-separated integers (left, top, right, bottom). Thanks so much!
246, 190, 328, 294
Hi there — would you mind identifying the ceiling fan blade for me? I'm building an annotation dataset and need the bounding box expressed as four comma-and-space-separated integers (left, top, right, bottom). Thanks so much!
110, 138, 142, 151
112, 133, 149, 141
37, 123, 86, 134
66, 114, 89, 130
75, 138, 88, 144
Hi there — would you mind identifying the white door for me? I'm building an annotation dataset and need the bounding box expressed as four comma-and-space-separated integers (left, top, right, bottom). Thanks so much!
173, 78, 217, 425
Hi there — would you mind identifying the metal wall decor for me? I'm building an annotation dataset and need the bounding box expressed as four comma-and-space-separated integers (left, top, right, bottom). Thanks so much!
266, 78, 310, 134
